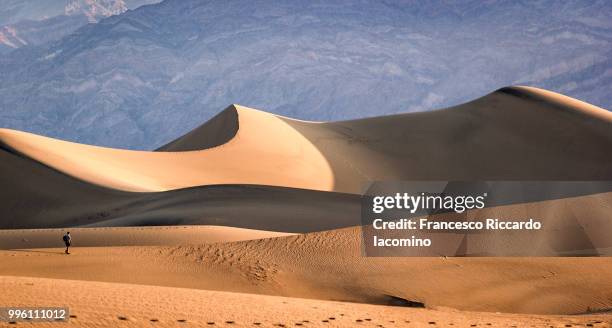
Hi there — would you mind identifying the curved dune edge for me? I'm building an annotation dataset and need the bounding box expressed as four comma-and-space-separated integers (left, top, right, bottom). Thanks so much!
156, 105, 240, 151
0, 105, 334, 192
501, 86, 612, 122
0, 86, 611, 194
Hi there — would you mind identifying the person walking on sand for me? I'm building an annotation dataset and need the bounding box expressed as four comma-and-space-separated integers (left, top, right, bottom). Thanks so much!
62, 231, 71, 254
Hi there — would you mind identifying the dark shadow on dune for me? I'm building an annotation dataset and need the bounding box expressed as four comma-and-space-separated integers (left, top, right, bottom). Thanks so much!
383, 295, 426, 308
574, 307, 612, 315
155, 105, 239, 151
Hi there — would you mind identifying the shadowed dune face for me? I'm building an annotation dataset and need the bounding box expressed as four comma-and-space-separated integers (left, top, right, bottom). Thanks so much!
0, 147, 360, 230
282, 86, 612, 192
155, 106, 240, 152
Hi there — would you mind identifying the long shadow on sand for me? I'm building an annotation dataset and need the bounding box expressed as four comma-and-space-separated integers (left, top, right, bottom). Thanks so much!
9, 249, 66, 255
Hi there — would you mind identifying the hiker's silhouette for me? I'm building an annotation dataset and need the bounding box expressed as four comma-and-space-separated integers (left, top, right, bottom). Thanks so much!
62, 232, 71, 254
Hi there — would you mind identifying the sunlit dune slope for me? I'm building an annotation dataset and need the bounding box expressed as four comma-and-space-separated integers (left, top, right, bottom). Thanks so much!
1, 86, 611, 195
0, 105, 334, 192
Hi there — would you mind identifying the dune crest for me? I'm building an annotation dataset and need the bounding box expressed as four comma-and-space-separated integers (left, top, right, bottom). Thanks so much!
156, 105, 240, 151
499, 86, 612, 122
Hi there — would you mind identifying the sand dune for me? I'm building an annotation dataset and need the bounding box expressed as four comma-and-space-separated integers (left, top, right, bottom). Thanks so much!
0, 109, 358, 232
5, 276, 609, 328
1, 85, 610, 231
281, 86, 612, 192
1, 86, 611, 196
0, 151, 361, 229
0, 106, 334, 192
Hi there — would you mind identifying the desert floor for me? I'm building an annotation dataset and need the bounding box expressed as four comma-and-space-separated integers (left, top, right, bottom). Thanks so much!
2, 275, 610, 328
1, 226, 610, 327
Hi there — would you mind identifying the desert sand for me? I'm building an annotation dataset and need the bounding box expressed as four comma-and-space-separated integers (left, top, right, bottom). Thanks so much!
2, 275, 610, 328
1, 226, 611, 327
0, 276, 610, 327
2, 225, 612, 315
0, 226, 293, 249
1, 86, 611, 327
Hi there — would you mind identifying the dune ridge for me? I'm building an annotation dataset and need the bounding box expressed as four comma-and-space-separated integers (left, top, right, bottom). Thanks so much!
0, 105, 334, 192
0, 148, 361, 229
156, 105, 240, 151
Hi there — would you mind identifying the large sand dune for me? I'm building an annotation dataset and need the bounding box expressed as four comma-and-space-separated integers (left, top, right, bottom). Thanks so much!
281, 86, 612, 192
0, 106, 334, 192
1, 86, 611, 195
1, 85, 611, 231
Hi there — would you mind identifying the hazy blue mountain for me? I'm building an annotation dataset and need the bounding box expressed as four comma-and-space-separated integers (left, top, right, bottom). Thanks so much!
0, 0, 159, 52
0, 0, 610, 149
0, 0, 159, 24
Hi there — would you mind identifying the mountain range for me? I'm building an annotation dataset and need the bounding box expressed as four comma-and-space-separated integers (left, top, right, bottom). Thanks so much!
0, 0, 610, 149
0, 0, 159, 53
